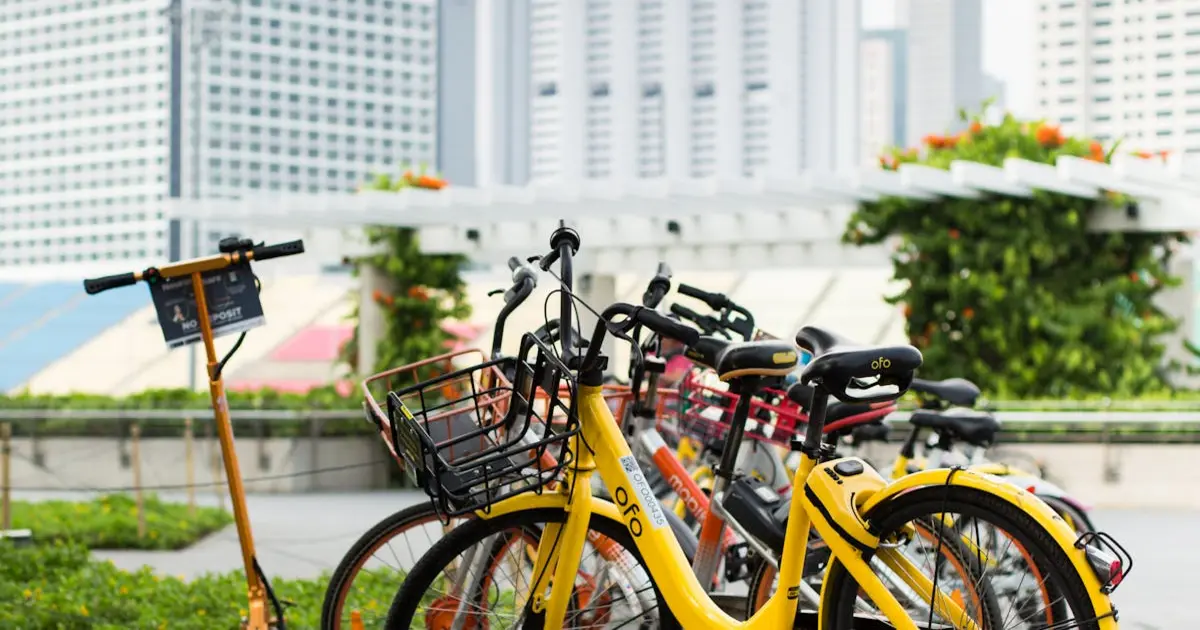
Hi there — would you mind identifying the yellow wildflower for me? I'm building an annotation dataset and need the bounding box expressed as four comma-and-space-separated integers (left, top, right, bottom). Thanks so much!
80, 604, 89, 616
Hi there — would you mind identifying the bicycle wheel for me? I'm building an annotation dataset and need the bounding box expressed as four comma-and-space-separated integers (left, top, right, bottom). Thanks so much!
321, 502, 460, 629
384, 508, 679, 629
744, 521, 994, 625
823, 486, 1100, 630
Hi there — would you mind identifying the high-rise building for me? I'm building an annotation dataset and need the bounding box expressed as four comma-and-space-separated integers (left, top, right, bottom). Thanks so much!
0, 0, 437, 277
860, 29, 908, 165
441, 0, 861, 186
897, 0, 984, 145
1034, 0, 1200, 152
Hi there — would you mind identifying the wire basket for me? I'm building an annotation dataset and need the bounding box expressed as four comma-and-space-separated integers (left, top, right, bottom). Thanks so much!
672, 369, 806, 450
382, 333, 580, 520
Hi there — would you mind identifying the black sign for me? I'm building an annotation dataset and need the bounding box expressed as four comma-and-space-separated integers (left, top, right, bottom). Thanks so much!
149, 263, 266, 349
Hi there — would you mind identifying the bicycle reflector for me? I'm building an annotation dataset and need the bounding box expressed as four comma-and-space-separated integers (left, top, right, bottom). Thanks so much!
1085, 544, 1123, 590
1076, 531, 1131, 593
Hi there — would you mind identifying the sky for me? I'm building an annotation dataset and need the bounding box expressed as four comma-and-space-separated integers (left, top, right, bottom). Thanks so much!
861, 0, 1037, 118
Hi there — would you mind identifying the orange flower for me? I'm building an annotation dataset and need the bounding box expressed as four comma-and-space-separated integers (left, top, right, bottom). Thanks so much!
1158, 150, 1170, 161
943, 134, 960, 149
371, 289, 384, 303
924, 134, 945, 149
1129, 272, 1140, 282
383, 295, 395, 306
962, 307, 976, 320
408, 286, 430, 301
948, 228, 961, 239
1087, 141, 1105, 162
1035, 124, 1064, 148
1134, 151, 1152, 159
968, 120, 983, 135
401, 170, 415, 182
902, 304, 913, 318
415, 175, 447, 190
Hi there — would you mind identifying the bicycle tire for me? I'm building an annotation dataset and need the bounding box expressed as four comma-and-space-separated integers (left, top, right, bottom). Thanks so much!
1039, 493, 1096, 534
823, 485, 1100, 630
383, 507, 680, 629
320, 501, 449, 629
324, 497, 700, 629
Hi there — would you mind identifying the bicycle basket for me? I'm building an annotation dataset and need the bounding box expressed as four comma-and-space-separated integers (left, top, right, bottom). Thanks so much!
386, 332, 580, 520
672, 369, 804, 449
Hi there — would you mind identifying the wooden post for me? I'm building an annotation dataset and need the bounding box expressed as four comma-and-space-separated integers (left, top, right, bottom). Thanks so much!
130, 424, 146, 539
184, 417, 196, 516
1, 423, 11, 531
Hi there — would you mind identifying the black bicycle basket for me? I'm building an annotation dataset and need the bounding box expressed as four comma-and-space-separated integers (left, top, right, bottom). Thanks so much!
386, 332, 580, 521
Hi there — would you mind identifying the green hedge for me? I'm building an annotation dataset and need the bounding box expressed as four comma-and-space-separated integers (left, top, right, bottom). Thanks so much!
0, 541, 402, 629
11, 495, 232, 551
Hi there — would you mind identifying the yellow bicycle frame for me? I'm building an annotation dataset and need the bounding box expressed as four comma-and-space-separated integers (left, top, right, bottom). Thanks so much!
477, 384, 1119, 630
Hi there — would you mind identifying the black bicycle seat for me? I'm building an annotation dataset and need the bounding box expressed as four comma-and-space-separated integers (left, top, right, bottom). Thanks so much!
910, 377, 981, 408
794, 326, 922, 403
908, 407, 1001, 448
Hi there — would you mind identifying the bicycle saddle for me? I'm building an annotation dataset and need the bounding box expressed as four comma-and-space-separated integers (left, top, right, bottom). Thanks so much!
795, 326, 922, 403
684, 336, 798, 382
908, 407, 1001, 448
910, 377, 981, 408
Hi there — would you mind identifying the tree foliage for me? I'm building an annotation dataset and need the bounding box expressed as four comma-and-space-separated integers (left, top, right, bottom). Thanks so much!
339, 167, 471, 375
846, 106, 1189, 398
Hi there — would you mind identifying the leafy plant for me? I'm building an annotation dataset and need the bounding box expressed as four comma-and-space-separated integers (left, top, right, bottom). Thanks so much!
851, 104, 1189, 398
340, 168, 471, 375
10, 494, 232, 551
0, 540, 403, 629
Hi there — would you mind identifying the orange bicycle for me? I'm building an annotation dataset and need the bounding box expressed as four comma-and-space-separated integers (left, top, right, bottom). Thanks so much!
84, 236, 305, 630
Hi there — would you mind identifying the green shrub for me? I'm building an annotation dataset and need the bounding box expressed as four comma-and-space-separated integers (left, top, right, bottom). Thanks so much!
0, 540, 402, 629
10, 494, 232, 550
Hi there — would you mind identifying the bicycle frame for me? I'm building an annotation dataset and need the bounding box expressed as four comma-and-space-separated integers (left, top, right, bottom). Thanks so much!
482, 383, 1121, 630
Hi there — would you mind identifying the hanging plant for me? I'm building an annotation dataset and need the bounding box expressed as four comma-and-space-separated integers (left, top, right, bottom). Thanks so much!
341, 167, 470, 376
844, 102, 1189, 398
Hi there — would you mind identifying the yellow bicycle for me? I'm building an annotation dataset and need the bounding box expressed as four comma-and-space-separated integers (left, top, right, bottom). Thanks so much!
380, 226, 1128, 629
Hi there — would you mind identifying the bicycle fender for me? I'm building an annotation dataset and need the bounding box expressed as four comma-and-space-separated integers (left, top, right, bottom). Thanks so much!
860, 468, 1118, 629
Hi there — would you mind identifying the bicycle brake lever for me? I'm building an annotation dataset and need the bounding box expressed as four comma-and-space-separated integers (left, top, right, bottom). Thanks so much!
487, 288, 504, 297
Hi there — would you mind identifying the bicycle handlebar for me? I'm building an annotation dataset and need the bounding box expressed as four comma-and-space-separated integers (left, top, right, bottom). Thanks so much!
83, 239, 306, 295
491, 256, 540, 359
582, 303, 700, 373
677, 283, 729, 311
669, 303, 727, 338
641, 262, 673, 309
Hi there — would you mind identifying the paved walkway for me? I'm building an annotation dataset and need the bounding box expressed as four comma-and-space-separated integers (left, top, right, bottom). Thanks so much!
15, 490, 1194, 629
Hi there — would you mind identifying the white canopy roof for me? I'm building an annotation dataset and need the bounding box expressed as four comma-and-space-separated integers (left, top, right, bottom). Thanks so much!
168, 154, 1200, 270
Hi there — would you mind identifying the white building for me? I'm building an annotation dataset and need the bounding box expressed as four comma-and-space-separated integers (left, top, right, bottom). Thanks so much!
0, 0, 437, 277
1034, 0, 1200, 153
897, 0, 985, 145
860, 29, 907, 166
443, 0, 861, 186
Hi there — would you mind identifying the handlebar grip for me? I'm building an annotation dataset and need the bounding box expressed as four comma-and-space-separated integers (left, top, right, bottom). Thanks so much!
641, 261, 673, 308
252, 240, 305, 261
677, 283, 727, 311
669, 302, 703, 323
635, 308, 700, 347
83, 272, 138, 295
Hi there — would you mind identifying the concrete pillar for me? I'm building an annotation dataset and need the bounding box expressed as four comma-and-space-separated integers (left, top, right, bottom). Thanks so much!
356, 264, 392, 376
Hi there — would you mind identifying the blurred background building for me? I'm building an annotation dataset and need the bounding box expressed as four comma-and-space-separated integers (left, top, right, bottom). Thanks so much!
2, 0, 1197, 395
1033, 0, 1200, 152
